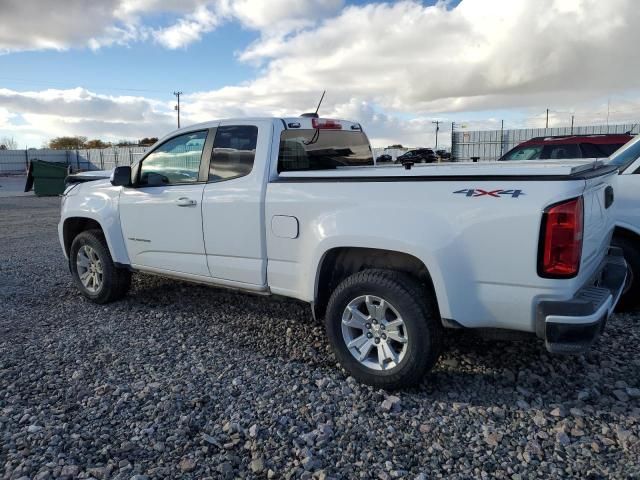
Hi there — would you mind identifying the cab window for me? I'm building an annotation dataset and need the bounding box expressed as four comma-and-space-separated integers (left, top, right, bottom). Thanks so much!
139, 131, 207, 186
209, 125, 258, 182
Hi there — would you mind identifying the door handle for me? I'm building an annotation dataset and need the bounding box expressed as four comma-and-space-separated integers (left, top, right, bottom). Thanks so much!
175, 197, 197, 207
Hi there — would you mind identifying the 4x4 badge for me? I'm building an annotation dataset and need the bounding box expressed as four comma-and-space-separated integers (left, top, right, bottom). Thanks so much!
454, 189, 525, 198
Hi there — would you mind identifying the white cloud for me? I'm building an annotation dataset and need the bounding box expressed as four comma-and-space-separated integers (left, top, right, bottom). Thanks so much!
0, 0, 345, 52
150, 0, 345, 50
152, 5, 221, 49
175, 0, 640, 146
222, 0, 343, 31
211, 0, 640, 113
2, 0, 640, 148
0, 88, 174, 144
0, 0, 126, 52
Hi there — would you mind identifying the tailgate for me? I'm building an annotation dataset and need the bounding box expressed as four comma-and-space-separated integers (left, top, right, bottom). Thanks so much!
580, 169, 617, 277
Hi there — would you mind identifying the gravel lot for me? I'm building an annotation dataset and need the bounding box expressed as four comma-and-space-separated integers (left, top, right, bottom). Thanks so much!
1, 196, 639, 480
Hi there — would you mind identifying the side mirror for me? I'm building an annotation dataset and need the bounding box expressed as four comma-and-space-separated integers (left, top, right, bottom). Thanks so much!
111, 166, 132, 187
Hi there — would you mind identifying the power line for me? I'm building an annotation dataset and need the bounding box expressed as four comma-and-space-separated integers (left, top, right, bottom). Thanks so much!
173, 91, 183, 128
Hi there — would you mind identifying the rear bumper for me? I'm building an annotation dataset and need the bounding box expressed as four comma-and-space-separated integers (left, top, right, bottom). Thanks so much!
536, 248, 627, 354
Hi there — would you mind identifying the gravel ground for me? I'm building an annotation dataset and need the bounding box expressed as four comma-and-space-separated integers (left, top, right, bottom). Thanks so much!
1, 196, 639, 480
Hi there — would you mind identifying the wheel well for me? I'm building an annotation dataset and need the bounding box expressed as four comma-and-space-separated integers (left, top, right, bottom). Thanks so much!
314, 247, 438, 319
63, 217, 103, 256
613, 226, 640, 245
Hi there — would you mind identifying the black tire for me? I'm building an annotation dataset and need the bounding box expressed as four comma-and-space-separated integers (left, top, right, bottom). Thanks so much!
325, 269, 442, 389
612, 235, 640, 312
69, 229, 131, 304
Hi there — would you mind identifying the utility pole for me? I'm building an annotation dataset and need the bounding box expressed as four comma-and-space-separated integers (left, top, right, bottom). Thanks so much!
432, 120, 440, 149
545, 108, 549, 129
173, 91, 183, 128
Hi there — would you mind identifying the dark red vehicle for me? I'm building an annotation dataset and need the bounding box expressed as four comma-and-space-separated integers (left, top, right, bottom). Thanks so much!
499, 134, 633, 161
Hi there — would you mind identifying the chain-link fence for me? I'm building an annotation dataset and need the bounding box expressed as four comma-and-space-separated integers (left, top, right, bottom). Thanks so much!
451, 123, 639, 162
0, 149, 69, 174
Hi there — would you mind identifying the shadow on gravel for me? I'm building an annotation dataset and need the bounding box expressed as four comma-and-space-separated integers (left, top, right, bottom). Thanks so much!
122, 274, 639, 408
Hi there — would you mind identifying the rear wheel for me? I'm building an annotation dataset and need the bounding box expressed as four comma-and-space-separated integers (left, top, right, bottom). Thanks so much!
612, 236, 640, 312
325, 269, 442, 389
70, 229, 131, 304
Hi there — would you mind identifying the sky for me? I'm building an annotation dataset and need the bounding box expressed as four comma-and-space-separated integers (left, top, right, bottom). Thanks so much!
1, 0, 640, 149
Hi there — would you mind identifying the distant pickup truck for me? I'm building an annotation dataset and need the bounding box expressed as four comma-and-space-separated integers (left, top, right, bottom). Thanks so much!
60, 117, 626, 388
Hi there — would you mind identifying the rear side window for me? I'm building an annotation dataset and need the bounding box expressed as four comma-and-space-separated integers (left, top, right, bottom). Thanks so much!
579, 143, 624, 157
541, 144, 581, 159
209, 125, 258, 182
580, 143, 603, 157
597, 143, 626, 156
278, 130, 373, 172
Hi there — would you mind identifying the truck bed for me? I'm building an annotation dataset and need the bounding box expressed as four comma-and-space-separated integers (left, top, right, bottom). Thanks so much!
267, 158, 618, 334
277, 160, 615, 180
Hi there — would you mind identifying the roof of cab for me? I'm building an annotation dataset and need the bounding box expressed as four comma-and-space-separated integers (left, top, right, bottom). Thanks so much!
519, 134, 633, 146
170, 117, 362, 134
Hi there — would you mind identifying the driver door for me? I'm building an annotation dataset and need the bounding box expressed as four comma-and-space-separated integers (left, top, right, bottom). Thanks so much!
119, 128, 215, 277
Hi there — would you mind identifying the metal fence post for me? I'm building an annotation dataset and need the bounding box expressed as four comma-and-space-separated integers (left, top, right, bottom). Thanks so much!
24, 149, 29, 170
499, 120, 504, 159
450, 122, 455, 162
114, 148, 119, 167
129, 148, 133, 165
100, 150, 104, 170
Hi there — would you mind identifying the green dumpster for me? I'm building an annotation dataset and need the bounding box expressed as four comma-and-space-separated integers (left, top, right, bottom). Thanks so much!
28, 160, 71, 196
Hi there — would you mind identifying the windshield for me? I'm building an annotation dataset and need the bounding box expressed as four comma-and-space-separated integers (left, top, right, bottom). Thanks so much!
607, 136, 640, 169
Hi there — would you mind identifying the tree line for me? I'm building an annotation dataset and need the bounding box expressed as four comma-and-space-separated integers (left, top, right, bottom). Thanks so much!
46, 136, 159, 150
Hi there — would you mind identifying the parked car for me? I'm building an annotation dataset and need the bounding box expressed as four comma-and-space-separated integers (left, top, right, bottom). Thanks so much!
395, 148, 438, 164
605, 135, 640, 310
60, 116, 625, 388
375, 153, 393, 163
436, 149, 451, 160
499, 134, 633, 161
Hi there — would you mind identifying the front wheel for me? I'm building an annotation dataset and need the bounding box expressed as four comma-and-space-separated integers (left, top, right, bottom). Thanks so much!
70, 229, 131, 304
325, 269, 442, 389
612, 236, 640, 312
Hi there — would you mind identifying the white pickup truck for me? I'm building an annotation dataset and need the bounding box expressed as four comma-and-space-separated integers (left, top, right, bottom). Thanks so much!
59, 116, 627, 388
606, 135, 640, 311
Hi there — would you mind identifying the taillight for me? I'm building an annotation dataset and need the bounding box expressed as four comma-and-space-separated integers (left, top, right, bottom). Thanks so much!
538, 196, 584, 278
312, 118, 342, 130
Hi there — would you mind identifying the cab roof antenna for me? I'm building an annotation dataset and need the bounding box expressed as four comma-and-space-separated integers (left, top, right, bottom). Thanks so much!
300, 90, 326, 118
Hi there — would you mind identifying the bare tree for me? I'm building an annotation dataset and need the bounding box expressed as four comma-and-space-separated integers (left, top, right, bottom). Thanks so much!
0, 136, 18, 150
